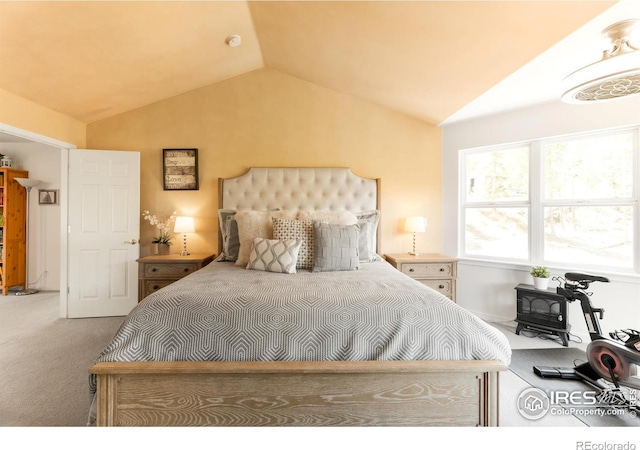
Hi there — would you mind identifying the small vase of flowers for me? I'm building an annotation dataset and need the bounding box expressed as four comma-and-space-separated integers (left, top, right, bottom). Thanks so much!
142, 210, 177, 254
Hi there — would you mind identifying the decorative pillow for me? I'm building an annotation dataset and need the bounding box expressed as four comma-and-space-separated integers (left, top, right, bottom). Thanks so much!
312, 221, 360, 272
246, 238, 302, 274
235, 210, 298, 266
218, 209, 239, 261
356, 210, 381, 262
297, 210, 358, 226
272, 217, 315, 270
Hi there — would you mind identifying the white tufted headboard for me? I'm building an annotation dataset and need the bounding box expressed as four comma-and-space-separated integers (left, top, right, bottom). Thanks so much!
219, 167, 380, 212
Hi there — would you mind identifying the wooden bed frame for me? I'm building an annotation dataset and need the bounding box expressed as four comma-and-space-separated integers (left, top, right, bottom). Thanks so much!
90, 168, 507, 426
91, 360, 503, 426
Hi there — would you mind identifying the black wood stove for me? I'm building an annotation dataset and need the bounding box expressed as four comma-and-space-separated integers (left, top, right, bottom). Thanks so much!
515, 283, 571, 346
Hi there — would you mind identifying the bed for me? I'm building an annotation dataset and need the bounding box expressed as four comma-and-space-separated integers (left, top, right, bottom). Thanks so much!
89, 167, 511, 426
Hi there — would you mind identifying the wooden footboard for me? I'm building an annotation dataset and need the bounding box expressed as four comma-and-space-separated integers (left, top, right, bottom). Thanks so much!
91, 360, 506, 426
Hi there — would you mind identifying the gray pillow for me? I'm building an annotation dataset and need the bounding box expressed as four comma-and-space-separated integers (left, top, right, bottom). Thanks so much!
218, 209, 239, 261
312, 221, 360, 272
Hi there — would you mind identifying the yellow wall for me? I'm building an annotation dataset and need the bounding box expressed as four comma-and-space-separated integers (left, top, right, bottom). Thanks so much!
87, 68, 442, 257
0, 87, 86, 147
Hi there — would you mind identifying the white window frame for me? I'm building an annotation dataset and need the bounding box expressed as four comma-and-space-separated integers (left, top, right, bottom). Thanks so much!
459, 125, 640, 274
459, 141, 532, 264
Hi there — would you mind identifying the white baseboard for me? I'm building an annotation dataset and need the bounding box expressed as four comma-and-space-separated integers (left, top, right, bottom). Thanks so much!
467, 309, 513, 324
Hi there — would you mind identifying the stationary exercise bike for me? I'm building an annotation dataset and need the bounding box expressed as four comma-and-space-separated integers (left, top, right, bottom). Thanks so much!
534, 272, 640, 413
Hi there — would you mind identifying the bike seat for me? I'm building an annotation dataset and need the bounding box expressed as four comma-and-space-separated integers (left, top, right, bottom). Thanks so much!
565, 272, 610, 283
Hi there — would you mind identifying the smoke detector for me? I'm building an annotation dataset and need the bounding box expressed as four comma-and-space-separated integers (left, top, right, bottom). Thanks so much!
561, 19, 640, 103
226, 35, 242, 48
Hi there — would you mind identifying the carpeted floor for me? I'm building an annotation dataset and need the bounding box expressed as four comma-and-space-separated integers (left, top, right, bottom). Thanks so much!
509, 347, 638, 426
0, 291, 123, 426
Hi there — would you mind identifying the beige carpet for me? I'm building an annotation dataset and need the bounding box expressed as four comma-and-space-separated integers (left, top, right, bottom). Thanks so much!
0, 291, 123, 426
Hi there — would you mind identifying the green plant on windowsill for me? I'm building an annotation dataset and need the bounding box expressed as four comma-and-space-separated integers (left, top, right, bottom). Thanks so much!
530, 266, 550, 278
530, 266, 550, 290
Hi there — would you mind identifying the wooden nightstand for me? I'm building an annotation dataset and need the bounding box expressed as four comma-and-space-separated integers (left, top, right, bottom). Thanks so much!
384, 253, 458, 302
137, 253, 215, 301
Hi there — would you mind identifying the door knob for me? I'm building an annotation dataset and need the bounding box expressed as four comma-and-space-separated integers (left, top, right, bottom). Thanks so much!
123, 239, 138, 245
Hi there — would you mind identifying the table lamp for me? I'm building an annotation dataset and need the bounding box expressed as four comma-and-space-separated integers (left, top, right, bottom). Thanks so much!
404, 216, 426, 256
174, 216, 195, 256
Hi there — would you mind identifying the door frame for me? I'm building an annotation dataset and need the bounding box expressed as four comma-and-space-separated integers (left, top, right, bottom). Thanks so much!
0, 122, 75, 317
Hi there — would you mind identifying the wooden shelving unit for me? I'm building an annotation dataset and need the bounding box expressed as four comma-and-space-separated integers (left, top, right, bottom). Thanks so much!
0, 168, 29, 295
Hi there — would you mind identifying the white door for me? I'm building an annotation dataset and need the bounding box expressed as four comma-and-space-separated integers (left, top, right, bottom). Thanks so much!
67, 150, 140, 318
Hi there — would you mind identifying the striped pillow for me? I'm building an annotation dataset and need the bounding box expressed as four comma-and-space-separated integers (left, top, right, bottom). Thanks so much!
312, 222, 360, 272
246, 238, 302, 274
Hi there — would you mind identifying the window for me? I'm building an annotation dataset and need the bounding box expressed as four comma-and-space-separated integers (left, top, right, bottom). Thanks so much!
463, 146, 530, 261
460, 127, 639, 271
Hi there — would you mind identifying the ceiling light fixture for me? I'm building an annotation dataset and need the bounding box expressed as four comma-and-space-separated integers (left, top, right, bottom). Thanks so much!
561, 19, 640, 103
226, 34, 242, 48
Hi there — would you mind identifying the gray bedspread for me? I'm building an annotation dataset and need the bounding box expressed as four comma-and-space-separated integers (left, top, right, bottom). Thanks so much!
92, 259, 511, 370
88, 259, 511, 423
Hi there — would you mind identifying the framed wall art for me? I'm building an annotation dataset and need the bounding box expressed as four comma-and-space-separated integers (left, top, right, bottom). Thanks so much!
163, 148, 199, 190
39, 189, 58, 205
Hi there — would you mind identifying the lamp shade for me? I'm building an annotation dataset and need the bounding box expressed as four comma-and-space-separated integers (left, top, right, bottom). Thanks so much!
404, 216, 426, 233
14, 178, 41, 188
174, 216, 195, 233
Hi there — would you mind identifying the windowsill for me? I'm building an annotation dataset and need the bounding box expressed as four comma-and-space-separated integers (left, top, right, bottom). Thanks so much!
458, 256, 640, 284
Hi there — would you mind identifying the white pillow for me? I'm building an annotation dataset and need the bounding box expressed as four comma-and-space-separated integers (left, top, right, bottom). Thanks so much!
246, 238, 302, 274
356, 210, 381, 262
296, 210, 358, 225
235, 210, 297, 266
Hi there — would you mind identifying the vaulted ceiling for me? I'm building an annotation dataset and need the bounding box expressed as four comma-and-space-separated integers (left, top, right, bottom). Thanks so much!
0, 1, 624, 126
